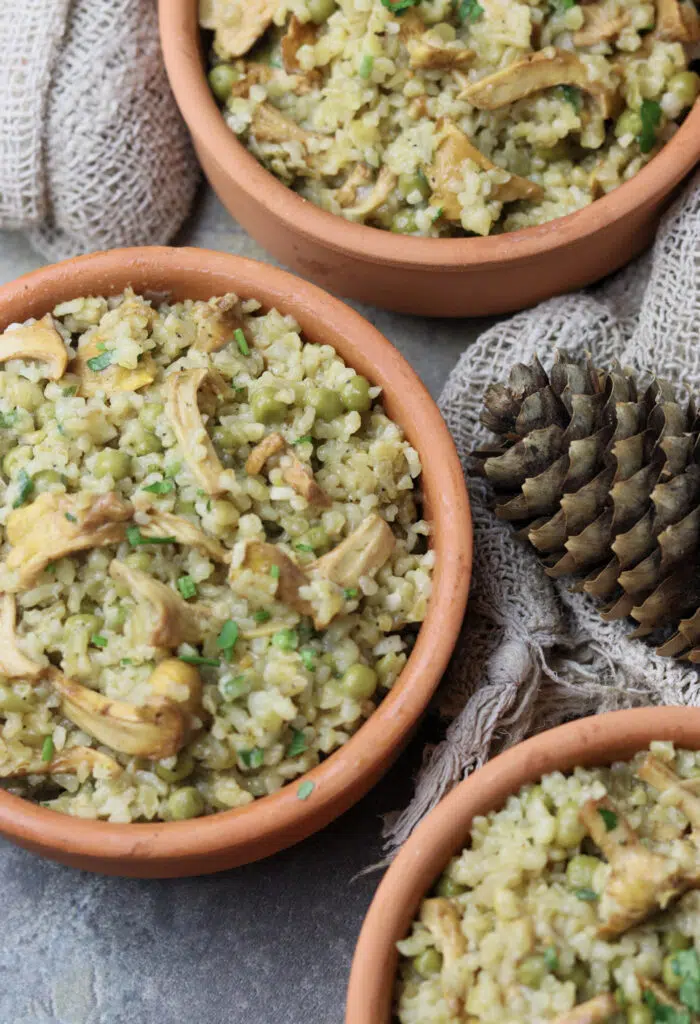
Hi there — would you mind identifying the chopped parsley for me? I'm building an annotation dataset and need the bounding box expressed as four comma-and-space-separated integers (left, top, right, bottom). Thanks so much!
272, 628, 298, 651
673, 949, 700, 1015
142, 479, 175, 495
299, 647, 316, 672
240, 747, 265, 769
0, 410, 18, 428
297, 780, 315, 800
359, 54, 374, 79
64, 512, 77, 523
254, 610, 271, 623
344, 588, 359, 600
90, 634, 108, 648
292, 435, 313, 446
178, 653, 220, 667
597, 807, 618, 832
574, 888, 599, 902
216, 620, 239, 659
126, 525, 176, 547
455, 0, 484, 22
177, 575, 197, 600
41, 736, 55, 762
12, 469, 34, 508
550, 0, 576, 10
543, 947, 559, 971
295, 543, 315, 553
561, 85, 582, 112
638, 99, 662, 154
120, 658, 133, 666
643, 991, 691, 1024
287, 730, 307, 757
234, 328, 249, 356
379, 0, 420, 12
86, 351, 114, 372
270, 564, 281, 579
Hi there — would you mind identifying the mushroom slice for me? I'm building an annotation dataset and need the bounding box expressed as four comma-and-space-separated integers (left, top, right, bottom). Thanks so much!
342, 167, 398, 221
430, 119, 543, 219
109, 560, 210, 649
638, 754, 700, 831
199, 0, 278, 59
573, 6, 630, 46
281, 15, 316, 73
164, 368, 228, 496
245, 432, 286, 475
229, 61, 275, 99
419, 898, 467, 1017
0, 594, 43, 678
0, 315, 68, 380
5, 492, 133, 590
250, 102, 318, 147
233, 541, 315, 619
192, 293, 249, 353
408, 37, 475, 71
74, 295, 157, 396
311, 514, 395, 588
580, 796, 694, 937
1, 746, 122, 779
461, 49, 619, 119
48, 668, 187, 760
282, 454, 332, 507
399, 9, 425, 42
336, 164, 373, 208
656, 0, 700, 41
551, 994, 618, 1024
148, 658, 206, 727
139, 508, 229, 564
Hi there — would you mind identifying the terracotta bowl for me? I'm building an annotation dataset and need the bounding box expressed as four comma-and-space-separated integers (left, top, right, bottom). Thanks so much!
0, 246, 471, 877
346, 705, 700, 1023
158, 1, 700, 318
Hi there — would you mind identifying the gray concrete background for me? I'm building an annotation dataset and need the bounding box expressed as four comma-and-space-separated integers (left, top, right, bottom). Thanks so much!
0, 187, 488, 1024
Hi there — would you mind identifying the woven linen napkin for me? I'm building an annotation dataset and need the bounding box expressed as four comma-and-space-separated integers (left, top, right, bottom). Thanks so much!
386, 171, 700, 851
0, 0, 199, 261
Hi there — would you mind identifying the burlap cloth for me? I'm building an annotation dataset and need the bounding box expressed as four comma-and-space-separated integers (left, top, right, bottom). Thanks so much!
386, 171, 700, 851
0, 0, 199, 261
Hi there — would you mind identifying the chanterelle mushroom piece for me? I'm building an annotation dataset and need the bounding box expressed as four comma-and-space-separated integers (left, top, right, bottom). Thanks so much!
192, 293, 250, 354
48, 668, 187, 760
656, 0, 700, 41
408, 36, 475, 71
0, 594, 43, 678
419, 899, 467, 1018
638, 754, 700, 832
336, 164, 373, 208
311, 514, 396, 589
245, 432, 287, 475
282, 15, 316, 73
109, 560, 210, 649
1, 746, 122, 780
0, 315, 68, 380
138, 507, 229, 564
342, 167, 398, 221
551, 994, 618, 1024
461, 49, 619, 119
573, 5, 630, 46
580, 796, 696, 937
282, 453, 332, 508
164, 368, 228, 496
5, 492, 133, 590
250, 103, 319, 150
148, 657, 206, 728
199, 0, 278, 59
230, 541, 314, 619
430, 118, 543, 220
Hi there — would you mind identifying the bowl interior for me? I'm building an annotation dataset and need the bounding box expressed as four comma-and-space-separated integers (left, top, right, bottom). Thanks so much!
0, 247, 472, 874
346, 706, 700, 1024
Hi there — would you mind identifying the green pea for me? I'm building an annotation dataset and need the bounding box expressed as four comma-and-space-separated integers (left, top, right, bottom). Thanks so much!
2, 446, 31, 479
33, 469, 63, 493
94, 449, 132, 480
667, 70, 700, 108
566, 854, 602, 890
308, 0, 337, 23
125, 551, 153, 573
664, 930, 692, 953
398, 171, 431, 200
0, 682, 33, 713
662, 953, 683, 991
308, 386, 344, 421
516, 956, 547, 989
208, 64, 241, 103
615, 109, 643, 138
175, 498, 197, 517
139, 403, 164, 431
390, 210, 419, 235
413, 949, 443, 977
626, 1005, 653, 1024
298, 525, 330, 553
156, 752, 195, 783
340, 375, 372, 413
65, 613, 101, 635
130, 426, 163, 456
212, 425, 238, 451
167, 786, 204, 820
250, 387, 287, 424
556, 802, 586, 848
341, 663, 378, 700
435, 875, 466, 899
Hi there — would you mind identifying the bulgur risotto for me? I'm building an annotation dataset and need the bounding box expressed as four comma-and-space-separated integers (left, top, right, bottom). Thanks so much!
0, 290, 432, 822
395, 742, 700, 1024
200, 0, 700, 238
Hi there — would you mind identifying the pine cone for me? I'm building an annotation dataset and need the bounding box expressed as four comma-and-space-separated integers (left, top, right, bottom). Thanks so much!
473, 352, 700, 661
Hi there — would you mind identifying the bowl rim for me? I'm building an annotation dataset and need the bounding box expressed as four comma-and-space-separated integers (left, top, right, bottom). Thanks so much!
158, 0, 700, 272
0, 245, 472, 868
345, 705, 700, 1024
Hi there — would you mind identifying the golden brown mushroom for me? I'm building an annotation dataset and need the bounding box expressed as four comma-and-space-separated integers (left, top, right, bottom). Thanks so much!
200, 0, 278, 60
164, 368, 228, 496
245, 432, 287, 475
551, 994, 618, 1024
461, 49, 620, 119
419, 898, 467, 1018
281, 15, 316, 73
0, 594, 43, 678
656, 0, 700, 41
230, 541, 314, 619
341, 167, 398, 221
311, 514, 396, 589
192, 293, 250, 354
638, 754, 700, 832
408, 37, 475, 71
1, 746, 122, 779
0, 315, 68, 380
573, 5, 630, 46
250, 103, 319, 149
429, 119, 543, 221
4, 492, 133, 590
336, 165, 374, 208
47, 668, 188, 760
139, 508, 229, 564
109, 560, 211, 649
281, 453, 332, 507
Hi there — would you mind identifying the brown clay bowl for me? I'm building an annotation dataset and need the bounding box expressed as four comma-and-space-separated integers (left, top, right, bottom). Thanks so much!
346, 705, 700, 1023
158, 0, 700, 318
0, 246, 471, 877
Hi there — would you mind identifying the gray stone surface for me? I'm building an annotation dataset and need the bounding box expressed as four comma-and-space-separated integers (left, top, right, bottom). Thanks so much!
0, 189, 488, 1024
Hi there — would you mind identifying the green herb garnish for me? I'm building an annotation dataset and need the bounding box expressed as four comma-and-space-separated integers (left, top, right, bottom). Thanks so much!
90, 634, 108, 648
178, 654, 220, 667
295, 543, 315, 553
0, 410, 18, 428
638, 99, 662, 154
120, 658, 133, 666
86, 351, 114, 372
344, 588, 359, 600
598, 807, 618, 831
177, 575, 197, 600
643, 991, 691, 1024
270, 564, 281, 579
234, 328, 249, 356
126, 525, 176, 547
550, 0, 576, 10
297, 780, 315, 800
673, 949, 700, 1015
62, 386, 78, 397
41, 736, 55, 762
287, 730, 307, 757
254, 610, 271, 623
561, 85, 581, 112
292, 435, 313, 446
379, 0, 420, 12
12, 469, 34, 508
216, 620, 239, 659
574, 888, 599, 902
543, 947, 559, 971
240, 747, 265, 769
300, 647, 316, 671
359, 54, 374, 79
455, 0, 484, 22
272, 628, 298, 651
142, 479, 175, 495
64, 512, 77, 523
45, 563, 56, 574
